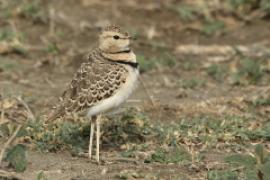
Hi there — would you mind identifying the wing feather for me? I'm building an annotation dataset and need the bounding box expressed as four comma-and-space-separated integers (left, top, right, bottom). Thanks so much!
47, 55, 127, 121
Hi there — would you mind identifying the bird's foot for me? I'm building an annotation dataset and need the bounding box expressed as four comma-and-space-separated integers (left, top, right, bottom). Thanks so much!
77, 152, 104, 164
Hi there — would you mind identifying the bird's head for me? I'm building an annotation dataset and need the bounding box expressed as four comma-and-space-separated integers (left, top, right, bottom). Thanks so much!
98, 25, 134, 53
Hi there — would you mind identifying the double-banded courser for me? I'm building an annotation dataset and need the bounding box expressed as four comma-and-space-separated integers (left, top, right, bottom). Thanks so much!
47, 25, 139, 162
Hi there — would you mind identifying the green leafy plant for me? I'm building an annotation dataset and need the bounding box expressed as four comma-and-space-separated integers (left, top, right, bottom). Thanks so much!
21, 1, 40, 17
0, 28, 25, 42
44, 42, 59, 54
202, 20, 225, 36
145, 146, 191, 164
137, 55, 156, 72
254, 98, 270, 106
26, 109, 154, 154
0, 28, 16, 41
225, 144, 270, 180
5, 144, 27, 172
207, 64, 227, 81
175, 5, 197, 22
103, 109, 154, 145
249, 122, 270, 141
26, 120, 88, 153
231, 58, 264, 85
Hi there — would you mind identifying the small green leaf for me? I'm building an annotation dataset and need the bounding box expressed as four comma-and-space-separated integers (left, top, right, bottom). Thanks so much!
5, 144, 27, 172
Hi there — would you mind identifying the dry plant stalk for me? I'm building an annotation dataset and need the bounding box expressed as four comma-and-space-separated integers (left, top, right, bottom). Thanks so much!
139, 76, 156, 107
16, 96, 35, 121
0, 124, 22, 166
0, 96, 35, 166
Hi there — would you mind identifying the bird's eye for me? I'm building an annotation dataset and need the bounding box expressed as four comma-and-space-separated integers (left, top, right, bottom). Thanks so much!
113, 35, 120, 40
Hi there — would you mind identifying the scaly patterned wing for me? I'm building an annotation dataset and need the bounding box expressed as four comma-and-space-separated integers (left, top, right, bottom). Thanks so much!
47, 59, 127, 121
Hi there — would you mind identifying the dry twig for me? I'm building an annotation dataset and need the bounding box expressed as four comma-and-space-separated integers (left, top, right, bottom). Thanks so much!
15, 96, 35, 121
139, 76, 156, 106
0, 124, 22, 166
0, 96, 35, 166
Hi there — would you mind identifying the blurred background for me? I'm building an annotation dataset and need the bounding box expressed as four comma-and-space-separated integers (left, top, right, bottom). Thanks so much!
0, 0, 270, 179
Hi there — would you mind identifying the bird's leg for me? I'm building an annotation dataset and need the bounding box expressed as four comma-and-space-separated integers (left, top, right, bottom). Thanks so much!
96, 115, 101, 163
89, 116, 96, 159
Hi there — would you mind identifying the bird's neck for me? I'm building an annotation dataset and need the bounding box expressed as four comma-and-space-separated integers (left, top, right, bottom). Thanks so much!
101, 50, 136, 63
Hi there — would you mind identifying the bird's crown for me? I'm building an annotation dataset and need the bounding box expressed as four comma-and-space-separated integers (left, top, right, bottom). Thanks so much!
102, 25, 129, 36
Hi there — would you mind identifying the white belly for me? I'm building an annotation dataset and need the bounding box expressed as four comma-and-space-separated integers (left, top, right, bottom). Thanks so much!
87, 67, 139, 117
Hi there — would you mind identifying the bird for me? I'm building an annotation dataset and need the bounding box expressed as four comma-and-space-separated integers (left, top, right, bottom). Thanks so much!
46, 25, 139, 163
